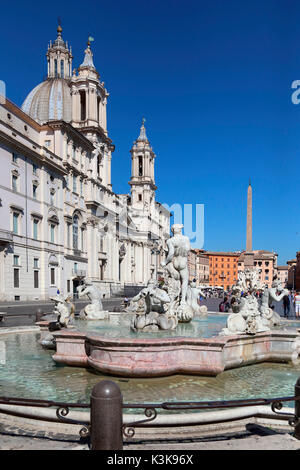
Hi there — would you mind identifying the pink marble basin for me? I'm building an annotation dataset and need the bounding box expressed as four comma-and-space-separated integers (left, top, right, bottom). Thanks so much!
52, 329, 298, 378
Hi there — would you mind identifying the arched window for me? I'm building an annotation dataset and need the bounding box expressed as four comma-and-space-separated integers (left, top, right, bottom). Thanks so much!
54, 59, 58, 77
60, 60, 64, 78
73, 215, 79, 250
80, 90, 86, 121
138, 156, 143, 176
97, 96, 101, 123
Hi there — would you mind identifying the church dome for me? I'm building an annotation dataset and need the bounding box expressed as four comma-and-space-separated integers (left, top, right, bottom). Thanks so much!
21, 78, 72, 124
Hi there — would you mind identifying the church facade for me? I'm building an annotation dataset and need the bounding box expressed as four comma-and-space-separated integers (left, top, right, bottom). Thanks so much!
0, 26, 170, 301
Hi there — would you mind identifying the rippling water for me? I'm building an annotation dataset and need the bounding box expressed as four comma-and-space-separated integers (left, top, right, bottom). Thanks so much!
75, 313, 228, 339
0, 315, 300, 409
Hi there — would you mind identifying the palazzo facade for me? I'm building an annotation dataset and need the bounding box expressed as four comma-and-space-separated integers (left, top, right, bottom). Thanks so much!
0, 26, 170, 301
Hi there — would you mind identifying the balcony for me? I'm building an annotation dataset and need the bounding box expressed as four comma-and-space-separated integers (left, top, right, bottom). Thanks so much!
0, 229, 13, 243
72, 269, 86, 277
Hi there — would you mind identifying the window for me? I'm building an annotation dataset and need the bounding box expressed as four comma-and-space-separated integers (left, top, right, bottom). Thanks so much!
73, 215, 79, 249
14, 268, 19, 288
80, 179, 83, 195
33, 184, 37, 199
12, 152, 18, 163
138, 156, 143, 176
74, 262, 78, 273
50, 224, 55, 243
81, 227, 84, 251
34, 270, 39, 288
54, 59, 58, 77
45, 140, 51, 148
33, 258, 39, 268
67, 280, 70, 292
50, 268, 55, 285
80, 91, 86, 121
60, 59, 64, 78
13, 255, 19, 266
73, 175, 77, 193
33, 219, 38, 240
12, 174, 18, 191
67, 223, 71, 247
138, 194, 142, 202
97, 96, 100, 123
50, 190, 55, 206
33, 163, 38, 174
13, 212, 19, 235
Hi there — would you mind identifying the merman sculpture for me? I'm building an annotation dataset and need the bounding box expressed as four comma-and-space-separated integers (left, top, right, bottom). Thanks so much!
77, 278, 109, 320
221, 273, 288, 336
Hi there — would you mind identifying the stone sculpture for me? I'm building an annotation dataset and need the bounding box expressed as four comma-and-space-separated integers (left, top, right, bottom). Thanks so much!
186, 280, 208, 316
221, 274, 288, 336
130, 281, 177, 332
259, 280, 288, 326
41, 293, 74, 349
160, 224, 194, 322
130, 224, 202, 332
77, 279, 109, 320
50, 293, 74, 327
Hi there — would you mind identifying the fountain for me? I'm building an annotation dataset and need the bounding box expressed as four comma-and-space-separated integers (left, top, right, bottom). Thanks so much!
45, 225, 300, 378
1, 224, 300, 406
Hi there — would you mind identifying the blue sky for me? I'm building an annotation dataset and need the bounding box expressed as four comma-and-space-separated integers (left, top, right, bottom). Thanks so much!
1, 0, 299, 264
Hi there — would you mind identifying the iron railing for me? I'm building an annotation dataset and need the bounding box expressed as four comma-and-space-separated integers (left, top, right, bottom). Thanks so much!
1, 381, 300, 449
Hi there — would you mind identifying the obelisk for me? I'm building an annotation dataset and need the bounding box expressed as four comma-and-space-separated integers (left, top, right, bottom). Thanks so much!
246, 179, 252, 252
244, 179, 254, 268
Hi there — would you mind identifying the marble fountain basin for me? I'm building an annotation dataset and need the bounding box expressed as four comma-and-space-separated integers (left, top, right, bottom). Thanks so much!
51, 314, 299, 378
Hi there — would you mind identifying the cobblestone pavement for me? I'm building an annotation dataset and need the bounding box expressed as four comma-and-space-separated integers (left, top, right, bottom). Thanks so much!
1, 430, 300, 451
0, 416, 300, 451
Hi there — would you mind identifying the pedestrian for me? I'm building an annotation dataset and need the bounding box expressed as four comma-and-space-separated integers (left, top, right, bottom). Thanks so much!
290, 291, 295, 316
283, 294, 290, 318
295, 292, 300, 319
219, 296, 230, 313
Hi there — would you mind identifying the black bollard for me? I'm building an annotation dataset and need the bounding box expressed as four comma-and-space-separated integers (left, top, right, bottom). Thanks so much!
90, 380, 123, 450
295, 377, 300, 439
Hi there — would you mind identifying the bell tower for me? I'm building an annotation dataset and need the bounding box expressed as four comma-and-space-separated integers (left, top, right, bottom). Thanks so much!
129, 119, 157, 209
70, 38, 109, 132
70, 38, 114, 189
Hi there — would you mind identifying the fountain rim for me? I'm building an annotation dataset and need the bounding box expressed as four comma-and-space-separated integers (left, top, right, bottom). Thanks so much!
52, 327, 297, 348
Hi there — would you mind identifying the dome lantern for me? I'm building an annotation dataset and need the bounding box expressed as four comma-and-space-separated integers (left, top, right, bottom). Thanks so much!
46, 23, 73, 79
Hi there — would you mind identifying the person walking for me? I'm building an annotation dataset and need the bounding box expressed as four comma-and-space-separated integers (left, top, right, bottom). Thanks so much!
289, 292, 294, 317
283, 294, 290, 318
219, 296, 230, 313
295, 292, 300, 319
